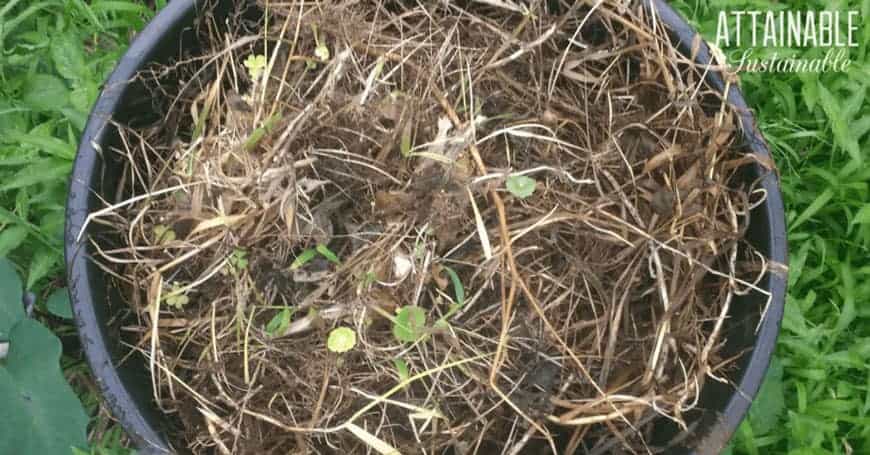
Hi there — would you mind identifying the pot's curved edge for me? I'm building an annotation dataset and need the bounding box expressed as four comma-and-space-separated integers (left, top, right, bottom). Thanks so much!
66, 1, 788, 453
648, 1, 788, 454
64, 1, 200, 453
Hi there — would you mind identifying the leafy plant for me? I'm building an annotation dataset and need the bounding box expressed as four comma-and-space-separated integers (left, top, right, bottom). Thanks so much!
291, 244, 340, 270
310, 24, 330, 62
505, 175, 536, 199
327, 327, 356, 353
163, 282, 189, 310
225, 248, 249, 276
243, 54, 267, 81
0, 259, 88, 454
393, 306, 427, 343
1, 1, 162, 451
152, 224, 176, 245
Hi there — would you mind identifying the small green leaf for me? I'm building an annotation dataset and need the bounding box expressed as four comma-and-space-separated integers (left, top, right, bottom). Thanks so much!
45, 288, 72, 319
393, 306, 426, 343
316, 244, 340, 264
506, 175, 536, 199
327, 327, 356, 353
152, 224, 176, 245
0, 320, 89, 454
265, 307, 293, 337
243, 113, 283, 151
442, 266, 465, 306
393, 358, 410, 382
163, 283, 189, 310
0, 259, 24, 340
400, 122, 413, 157
244, 54, 268, 81
225, 248, 249, 276
290, 249, 317, 270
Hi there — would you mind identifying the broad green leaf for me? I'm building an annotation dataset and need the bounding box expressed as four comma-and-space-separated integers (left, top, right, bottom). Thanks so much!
747, 357, 784, 435
70, 84, 98, 113
0, 319, 89, 454
60, 107, 88, 132
851, 205, 870, 226
506, 175, 536, 199
0, 226, 28, 257
393, 306, 426, 343
799, 75, 818, 112
90, 1, 154, 16
0, 102, 29, 135
817, 83, 861, 163
5, 131, 76, 161
0, 259, 24, 339
789, 188, 833, 231
45, 287, 72, 319
21, 75, 70, 112
51, 33, 87, 81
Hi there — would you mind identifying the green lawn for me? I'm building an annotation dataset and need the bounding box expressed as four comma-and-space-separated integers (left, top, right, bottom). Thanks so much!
0, 0, 867, 454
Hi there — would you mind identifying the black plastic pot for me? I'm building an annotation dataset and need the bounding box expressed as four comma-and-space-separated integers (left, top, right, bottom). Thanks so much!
65, 1, 787, 453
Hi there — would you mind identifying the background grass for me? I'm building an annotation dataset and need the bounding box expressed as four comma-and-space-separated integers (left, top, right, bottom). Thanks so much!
0, 0, 867, 453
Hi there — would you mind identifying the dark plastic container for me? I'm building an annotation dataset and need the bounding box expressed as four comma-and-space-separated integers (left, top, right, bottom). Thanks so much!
65, 1, 787, 453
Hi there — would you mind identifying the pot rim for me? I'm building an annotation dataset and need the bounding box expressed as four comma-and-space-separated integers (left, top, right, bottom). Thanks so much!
65, 1, 787, 453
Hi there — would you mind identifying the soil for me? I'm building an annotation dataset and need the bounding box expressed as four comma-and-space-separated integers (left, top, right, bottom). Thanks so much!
91, 0, 772, 453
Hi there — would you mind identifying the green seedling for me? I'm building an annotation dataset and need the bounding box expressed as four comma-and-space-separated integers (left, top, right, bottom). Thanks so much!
152, 224, 176, 245
225, 248, 249, 276
244, 113, 283, 152
290, 248, 318, 270
311, 24, 330, 62
291, 244, 341, 270
244, 54, 267, 81
393, 358, 410, 383
265, 307, 293, 337
505, 175, 536, 199
393, 306, 427, 343
327, 327, 356, 353
163, 283, 189, 310
316, 244, 340, 264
